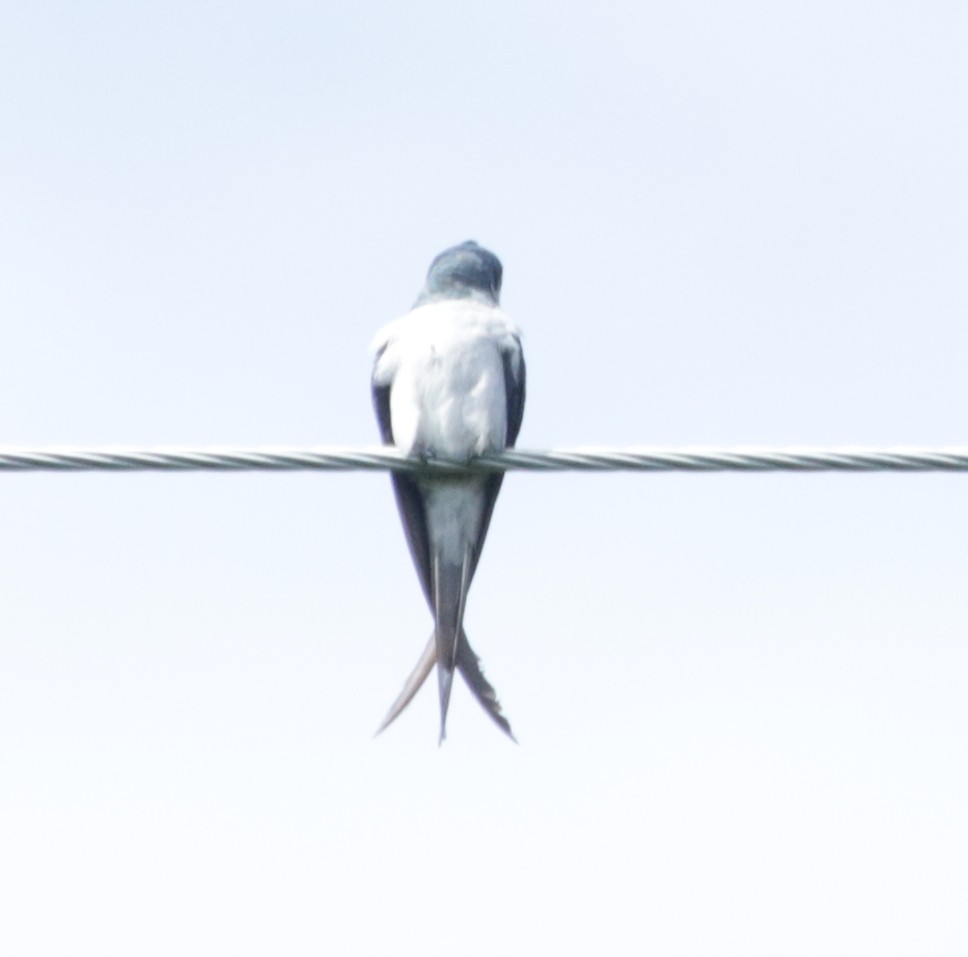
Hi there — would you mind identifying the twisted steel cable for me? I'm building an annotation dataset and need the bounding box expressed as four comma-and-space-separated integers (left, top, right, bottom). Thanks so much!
2, 445, 968, 473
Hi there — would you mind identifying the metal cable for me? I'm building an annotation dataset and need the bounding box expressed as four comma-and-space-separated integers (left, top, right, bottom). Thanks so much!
2, 445, 968, 473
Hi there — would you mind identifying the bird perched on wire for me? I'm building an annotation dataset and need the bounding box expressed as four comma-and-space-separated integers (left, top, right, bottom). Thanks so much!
370, 241, 526, 743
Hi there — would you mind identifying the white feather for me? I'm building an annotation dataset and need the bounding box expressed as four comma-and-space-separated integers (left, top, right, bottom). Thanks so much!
371, 299, 521, 460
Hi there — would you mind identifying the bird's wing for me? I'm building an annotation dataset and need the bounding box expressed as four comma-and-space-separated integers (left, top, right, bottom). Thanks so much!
502, 335, 526, 447
373, 348, 434, 606
463, 335, 526, 580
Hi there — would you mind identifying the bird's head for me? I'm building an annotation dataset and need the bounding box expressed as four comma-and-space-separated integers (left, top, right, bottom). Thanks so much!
416, 241, 503, 306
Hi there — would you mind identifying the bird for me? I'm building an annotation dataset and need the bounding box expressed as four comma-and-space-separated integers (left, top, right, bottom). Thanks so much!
370, 241, 526, 743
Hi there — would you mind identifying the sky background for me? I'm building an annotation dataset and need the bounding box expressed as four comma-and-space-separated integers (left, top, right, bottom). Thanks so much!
2, 1, 967, 953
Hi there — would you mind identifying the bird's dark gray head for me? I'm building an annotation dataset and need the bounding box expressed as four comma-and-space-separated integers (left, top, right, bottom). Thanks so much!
415, 241, 503, 306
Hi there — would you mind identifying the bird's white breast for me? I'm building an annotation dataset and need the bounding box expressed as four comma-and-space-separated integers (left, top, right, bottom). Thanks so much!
372, 300, 519, 459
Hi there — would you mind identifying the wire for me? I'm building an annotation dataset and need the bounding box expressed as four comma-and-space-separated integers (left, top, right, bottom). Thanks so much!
2, 445, 968, 473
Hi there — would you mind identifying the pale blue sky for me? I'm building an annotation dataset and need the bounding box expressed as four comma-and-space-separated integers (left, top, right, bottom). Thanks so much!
2, 2, 967, 954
